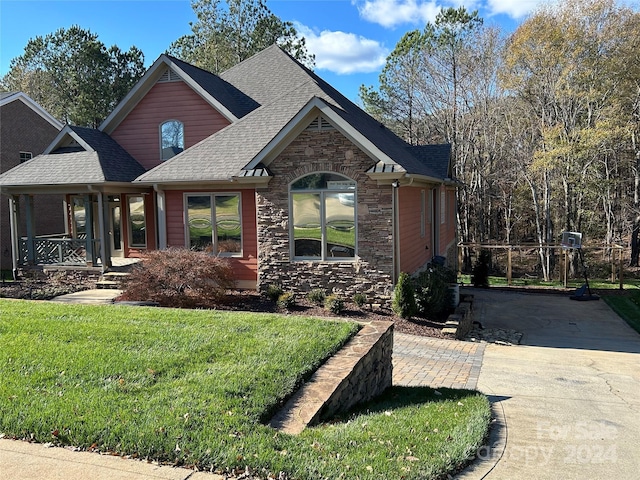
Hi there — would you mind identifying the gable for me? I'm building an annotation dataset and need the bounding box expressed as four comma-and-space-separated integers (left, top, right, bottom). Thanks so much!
100, 55, 259, 135
0, 98, 61, 173
0, 92, 63, 130
0, 125, 146, 189
110, 79, 232, 171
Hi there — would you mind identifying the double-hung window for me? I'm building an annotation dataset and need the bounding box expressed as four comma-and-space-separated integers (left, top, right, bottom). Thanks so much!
290, 173, 356, 260
185, 193, 242, 256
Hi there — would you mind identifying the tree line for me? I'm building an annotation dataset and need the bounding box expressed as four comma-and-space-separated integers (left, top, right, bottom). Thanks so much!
1, 0, 311, 128
360, 0, 640, 275
3, 0, 638, 274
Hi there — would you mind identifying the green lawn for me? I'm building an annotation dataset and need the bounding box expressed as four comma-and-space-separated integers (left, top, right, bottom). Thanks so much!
0, 300, 490, 479
603, 291, 640, 334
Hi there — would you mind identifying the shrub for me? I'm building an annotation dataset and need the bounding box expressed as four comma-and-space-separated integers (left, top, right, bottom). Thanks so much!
472, 250, 491, 288
324, 295, 345, 314
307, 288, 326, 305
392, 272, 417, 319
415, 265, 455, 320
119, 248, 235, 308
265, 284, 284, 302
352, 292, 368, 308
277, 292, 296, 310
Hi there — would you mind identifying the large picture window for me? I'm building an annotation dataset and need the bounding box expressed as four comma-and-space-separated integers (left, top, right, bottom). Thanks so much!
160, 120, 184, 161
185, 193, 242, 256
290, 173, 356, 260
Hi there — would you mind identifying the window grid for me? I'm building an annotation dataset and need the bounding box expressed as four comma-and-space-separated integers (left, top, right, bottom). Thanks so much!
185, 193, 242, 257
290, 173, 357, 262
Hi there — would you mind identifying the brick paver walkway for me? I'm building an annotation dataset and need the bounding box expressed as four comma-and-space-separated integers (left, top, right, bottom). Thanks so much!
393, 333, 485, 390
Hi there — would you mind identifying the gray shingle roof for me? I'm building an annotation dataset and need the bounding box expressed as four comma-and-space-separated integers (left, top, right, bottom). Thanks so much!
166, 55, 259, 119
139, 46, 450, 184
0, 126, 145, 187
220, 45, 318, 106
407, 144, 452, 179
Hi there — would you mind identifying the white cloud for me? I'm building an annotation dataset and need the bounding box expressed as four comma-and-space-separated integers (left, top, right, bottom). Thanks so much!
353, 0, 555, 26
485, 0, 548, 19
354, 0, 442, 28
296, 24, 389, 75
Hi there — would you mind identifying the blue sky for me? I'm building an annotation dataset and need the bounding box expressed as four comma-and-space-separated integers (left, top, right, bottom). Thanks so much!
1, 0, 637, 102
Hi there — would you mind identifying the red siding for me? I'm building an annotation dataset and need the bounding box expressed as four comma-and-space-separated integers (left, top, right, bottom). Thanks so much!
110, 81, 231, 170
164, 189, 257, 283
398, 187, 431, 273
165, 190, 186, 248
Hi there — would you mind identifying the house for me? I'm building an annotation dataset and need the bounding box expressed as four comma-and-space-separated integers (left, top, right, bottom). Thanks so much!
0, 45, 458, 301
0, 92, 64, 272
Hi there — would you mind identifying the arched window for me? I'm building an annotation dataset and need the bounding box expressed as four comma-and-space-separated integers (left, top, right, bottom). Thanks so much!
160, 120, 184, 161
290, 172, 356, 260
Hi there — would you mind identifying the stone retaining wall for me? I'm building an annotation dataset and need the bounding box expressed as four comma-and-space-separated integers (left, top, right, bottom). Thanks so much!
18, 267, 101, 287
270, 321, 394, 434
443, 295, 474, 339
319, 321, 394, 422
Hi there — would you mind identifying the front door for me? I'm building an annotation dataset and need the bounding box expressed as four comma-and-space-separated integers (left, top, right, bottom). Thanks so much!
109, 198, 123, 257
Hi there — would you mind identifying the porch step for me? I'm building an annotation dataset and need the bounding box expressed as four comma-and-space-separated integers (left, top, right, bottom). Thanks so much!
97, 271, 129, 289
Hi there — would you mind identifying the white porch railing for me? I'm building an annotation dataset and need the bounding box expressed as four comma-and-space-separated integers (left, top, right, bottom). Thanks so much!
19, 235, 101, 266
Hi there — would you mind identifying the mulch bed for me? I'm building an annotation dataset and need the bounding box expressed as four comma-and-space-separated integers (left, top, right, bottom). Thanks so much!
218, 290, 448, 338
0, 278, 95, 301
0, 281, 447, 338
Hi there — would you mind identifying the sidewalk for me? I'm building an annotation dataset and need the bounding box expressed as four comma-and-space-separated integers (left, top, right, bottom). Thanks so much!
0, 439, 221, 480
50, 289, 122, 304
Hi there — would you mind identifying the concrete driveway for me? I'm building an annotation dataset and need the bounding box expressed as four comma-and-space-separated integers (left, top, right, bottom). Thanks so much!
458, 289, 640, 480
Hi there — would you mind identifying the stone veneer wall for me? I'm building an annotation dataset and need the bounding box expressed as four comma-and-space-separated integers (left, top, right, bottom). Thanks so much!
257, 130, 395, 302
17, 267, 101, 288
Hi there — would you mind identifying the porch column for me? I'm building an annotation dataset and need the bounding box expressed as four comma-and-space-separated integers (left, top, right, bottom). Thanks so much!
156, 188, 167, 250
8, 195, 21, 278
24, 194, 36, 265
97, 193, 112, 270
83, 194, 95, 267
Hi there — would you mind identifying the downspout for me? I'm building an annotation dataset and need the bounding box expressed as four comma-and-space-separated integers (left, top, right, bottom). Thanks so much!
392, 180, 400, 284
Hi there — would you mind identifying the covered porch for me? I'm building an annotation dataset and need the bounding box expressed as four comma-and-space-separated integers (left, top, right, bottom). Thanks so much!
0, 124, 150, 276
7, 188, 153, 274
